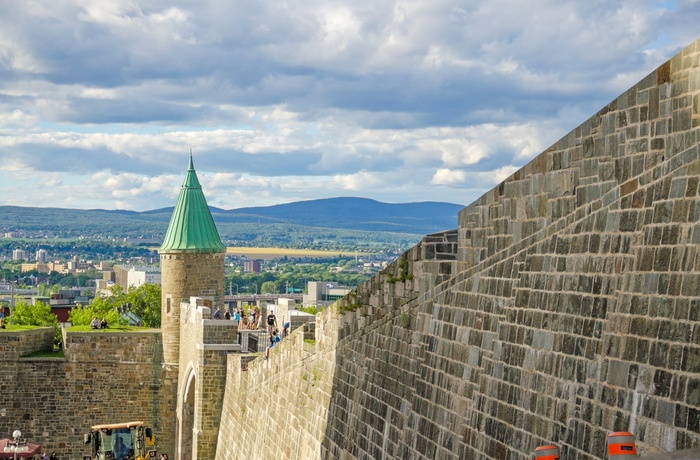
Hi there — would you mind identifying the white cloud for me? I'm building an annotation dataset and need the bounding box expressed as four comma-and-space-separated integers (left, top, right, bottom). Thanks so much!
332, 171, 382, 191
432, 168, 465, 185
0, 1, 696, 211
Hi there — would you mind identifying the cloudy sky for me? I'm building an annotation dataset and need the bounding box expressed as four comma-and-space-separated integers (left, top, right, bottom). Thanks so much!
0, 1, 698, 211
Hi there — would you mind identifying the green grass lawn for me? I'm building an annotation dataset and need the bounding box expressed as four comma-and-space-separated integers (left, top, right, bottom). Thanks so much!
22, 349, 65, 358
0, 324, 155, 333
68, 325, 154, 332
0, 324, 45, 331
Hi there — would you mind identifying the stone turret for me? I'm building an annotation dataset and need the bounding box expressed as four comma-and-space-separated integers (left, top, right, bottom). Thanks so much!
159, 154, 226, 366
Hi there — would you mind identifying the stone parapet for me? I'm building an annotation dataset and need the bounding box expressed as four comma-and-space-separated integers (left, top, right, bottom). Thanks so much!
65, 330, 162, 363
0, 328, 53, 360
201, 319, 238, 345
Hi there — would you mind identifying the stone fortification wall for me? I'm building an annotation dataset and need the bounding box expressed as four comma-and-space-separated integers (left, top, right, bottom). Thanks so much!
216, 321, 334, 459
215, 38, 700, 459
177, 297, 239, 459
0, 329, 176, 459
214, 234, 452, 459
446, 39, 700, 458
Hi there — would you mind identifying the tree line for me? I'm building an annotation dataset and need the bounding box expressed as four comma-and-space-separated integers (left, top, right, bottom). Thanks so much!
10, 284, 161, 345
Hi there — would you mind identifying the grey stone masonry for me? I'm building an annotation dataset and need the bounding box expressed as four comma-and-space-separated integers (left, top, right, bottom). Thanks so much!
0, 327, 53, 359
214, 37, 700, 459
177, 297, 239, 459
0, 329, 177, 460
643, 448, 700, 459
160, 251, 225, 365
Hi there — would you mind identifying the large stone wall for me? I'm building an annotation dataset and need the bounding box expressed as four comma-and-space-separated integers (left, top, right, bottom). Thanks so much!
215, 38, 700, 459
448, 38, 700, 458
0, 329, 177, 459
176, 297, 239, 459
214, 237, 456, 459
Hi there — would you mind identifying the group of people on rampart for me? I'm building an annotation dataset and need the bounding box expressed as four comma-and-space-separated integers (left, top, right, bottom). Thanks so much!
212, 305, 290, 359
264, 309, 290, 359
213, 306, 290, 359
213, 305, 264, 329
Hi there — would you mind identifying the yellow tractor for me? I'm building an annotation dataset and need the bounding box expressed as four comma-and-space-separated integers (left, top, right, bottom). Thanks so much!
83, 421, 157, 460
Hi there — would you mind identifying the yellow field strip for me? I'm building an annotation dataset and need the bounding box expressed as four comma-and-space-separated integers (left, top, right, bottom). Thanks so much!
226, 247, 368, 260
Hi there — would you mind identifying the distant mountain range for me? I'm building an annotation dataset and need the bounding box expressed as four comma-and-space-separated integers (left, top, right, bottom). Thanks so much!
158, 197, 463, 234
0, 197, 464, 246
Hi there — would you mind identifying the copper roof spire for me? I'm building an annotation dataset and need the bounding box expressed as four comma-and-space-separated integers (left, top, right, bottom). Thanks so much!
159, 153, 225, 252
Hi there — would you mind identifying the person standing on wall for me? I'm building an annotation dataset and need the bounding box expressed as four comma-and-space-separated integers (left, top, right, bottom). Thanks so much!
248, 308, 256, 329
267, 309, 277, 333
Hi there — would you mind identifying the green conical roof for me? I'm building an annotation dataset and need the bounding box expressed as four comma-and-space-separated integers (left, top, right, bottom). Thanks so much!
159, 155, 226, 253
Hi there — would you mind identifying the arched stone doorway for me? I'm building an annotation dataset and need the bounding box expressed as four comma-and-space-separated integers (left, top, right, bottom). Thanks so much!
178, 369, 196, 460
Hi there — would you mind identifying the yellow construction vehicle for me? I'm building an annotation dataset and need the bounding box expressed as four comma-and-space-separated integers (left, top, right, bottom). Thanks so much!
83, 421, 157, 460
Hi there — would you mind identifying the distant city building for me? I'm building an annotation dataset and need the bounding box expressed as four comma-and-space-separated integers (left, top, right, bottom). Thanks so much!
21, 263, 43, 273
113, 265, 130, 288
12, 249, 27, 261
302, 281, 352, 308
21, 259, 98, 274
96, 261, 112, 271
113, 264, 161, 289
128, 266, 161, 288
243, 259, 261, 273
36, 249, 48, 263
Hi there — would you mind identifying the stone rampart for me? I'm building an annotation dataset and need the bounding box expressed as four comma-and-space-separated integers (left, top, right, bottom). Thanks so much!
177, 297, 240, 459
0, 329, 176, 459
0, 327, 54, 359
215, 38, 700, 459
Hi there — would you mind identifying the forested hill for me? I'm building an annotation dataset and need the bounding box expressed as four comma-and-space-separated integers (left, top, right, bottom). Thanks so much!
148, 197, 463, 234
0, 198, 464, 250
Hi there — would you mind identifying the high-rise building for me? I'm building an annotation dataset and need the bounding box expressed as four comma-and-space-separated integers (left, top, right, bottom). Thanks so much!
36, 249, 48, 262
12, 249, 27, 261
243, 259, 261, 273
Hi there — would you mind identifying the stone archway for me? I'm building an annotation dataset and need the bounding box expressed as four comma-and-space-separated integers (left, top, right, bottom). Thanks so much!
178, 368, 196, 460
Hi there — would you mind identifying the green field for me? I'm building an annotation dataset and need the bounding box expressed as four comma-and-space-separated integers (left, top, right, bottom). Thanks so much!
226, 247, 368, 260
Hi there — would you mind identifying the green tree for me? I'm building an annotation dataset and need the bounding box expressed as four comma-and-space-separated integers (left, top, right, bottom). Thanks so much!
69, 285, 126, 327
68, 284, 161, 328
37, 283, 51, 296
12, 300, 61, 344
260, 281, 277, 294
126, 283, 161, 327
